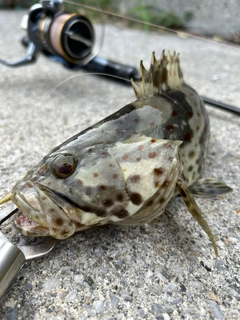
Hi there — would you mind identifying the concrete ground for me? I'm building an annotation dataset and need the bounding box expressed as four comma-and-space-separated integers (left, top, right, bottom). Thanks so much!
0, 10, 240, 320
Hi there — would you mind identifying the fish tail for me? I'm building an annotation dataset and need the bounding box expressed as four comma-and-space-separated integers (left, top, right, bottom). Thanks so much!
131, 51, 184, 99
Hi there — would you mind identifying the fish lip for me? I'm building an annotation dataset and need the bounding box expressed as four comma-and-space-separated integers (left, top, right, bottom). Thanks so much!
12, 183, 50, 236
12, 182, 76, 238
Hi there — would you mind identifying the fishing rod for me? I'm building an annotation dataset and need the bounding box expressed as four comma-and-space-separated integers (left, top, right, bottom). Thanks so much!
0, 0, 239, 115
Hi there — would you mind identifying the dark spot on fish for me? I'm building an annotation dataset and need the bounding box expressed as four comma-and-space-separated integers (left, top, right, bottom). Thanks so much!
95, 209, 107, 217
130, 175, 140, 183
150, 139, 156, 143
81, 206, 92, 212
197, 113, 201, 117
184, 133, 192, 141
99, 185, 106, 191
155, 181, 160, 188
189, 151, 195, 158
138, 145, 144, 150
149, 152, 156, 158
74, 221, 84, 228
42, 196, 47, 200
186, 111, 193, 119
130, 193, 142, 205
166, 124, 174, 131
85, 187, 92, 196
161, 68, 168, 82
101, 152, 108, 157
162, 181, 169, 188
196, 126, 200, 130
55, 218, 64, 226
92, 162, 96, 166
172, 110, 178, 117
61, 230, 70, 238
146, 200, 154, 207
122, 155, 129, 161
113, 173, 119, 179
179, 188, 187, 198
159, 197, 165, 204
88, 148, 93, 153
109, 164, 113, 167
136, 157, 141, 161
130, 104, 136, 111
93, 172, 98, 177
116, 193, 124, 202
150, 122, 155, 126
154, 168, 164, 175
134, 118, 139, 123
188, 165, 193, 172
102, 199, 113, 207
76, 179, 83, 186
163, 143, 170, 149
115, 208, 129, 219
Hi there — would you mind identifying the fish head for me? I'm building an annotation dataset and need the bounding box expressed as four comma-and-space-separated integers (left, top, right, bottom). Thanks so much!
12, 135, 183, 239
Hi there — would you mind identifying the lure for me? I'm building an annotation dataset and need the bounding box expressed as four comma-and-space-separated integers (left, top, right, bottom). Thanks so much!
0, 51, 231, 256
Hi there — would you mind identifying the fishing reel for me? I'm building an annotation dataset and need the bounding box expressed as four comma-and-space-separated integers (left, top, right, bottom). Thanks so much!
0, 0, 98, 68
27, 0, 95, 66
0, 0, 137, 80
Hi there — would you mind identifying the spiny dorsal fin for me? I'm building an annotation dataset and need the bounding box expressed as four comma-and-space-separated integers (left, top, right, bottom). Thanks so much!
131, 51, 184, 99
176, 179, 218, 257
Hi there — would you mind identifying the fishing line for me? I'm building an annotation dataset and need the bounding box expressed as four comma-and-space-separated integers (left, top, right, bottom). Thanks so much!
64, 0, 240, 52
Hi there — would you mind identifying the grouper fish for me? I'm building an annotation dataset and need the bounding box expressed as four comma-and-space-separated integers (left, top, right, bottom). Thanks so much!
0, 51, 231, 256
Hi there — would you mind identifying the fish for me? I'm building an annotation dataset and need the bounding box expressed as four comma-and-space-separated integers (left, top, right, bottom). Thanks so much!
0, 51, 232, 256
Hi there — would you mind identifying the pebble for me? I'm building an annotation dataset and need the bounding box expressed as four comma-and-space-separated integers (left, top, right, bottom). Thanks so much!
94, 300, 104, 313
74, 274, 84, 285
44, 277, 60, 290
84, 305, 97, 317
4, 308, 17, 320
170, 297, 183, 305
151, 303, 163, 314
214, 259, 228, 271
109, 292, 120, 309
208, 301, 224, 319
65, 291, 76, 301
180, 284, 187, 293
121, 290, 133, 301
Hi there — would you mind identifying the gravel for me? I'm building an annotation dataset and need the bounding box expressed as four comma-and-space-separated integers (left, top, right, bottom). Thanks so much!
0, 10, 240, 320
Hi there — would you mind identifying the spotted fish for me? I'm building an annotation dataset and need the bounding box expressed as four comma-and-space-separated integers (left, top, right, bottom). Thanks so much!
0, 51, 231, 256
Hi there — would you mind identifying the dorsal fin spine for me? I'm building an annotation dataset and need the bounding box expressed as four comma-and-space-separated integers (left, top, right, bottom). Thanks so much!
131, 50, 184, 99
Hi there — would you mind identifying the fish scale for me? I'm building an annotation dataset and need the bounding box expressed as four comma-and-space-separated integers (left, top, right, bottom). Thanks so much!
0, 51, 232, 256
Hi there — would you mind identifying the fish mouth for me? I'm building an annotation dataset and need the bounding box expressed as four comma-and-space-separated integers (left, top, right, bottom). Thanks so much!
12, 182, 76, 239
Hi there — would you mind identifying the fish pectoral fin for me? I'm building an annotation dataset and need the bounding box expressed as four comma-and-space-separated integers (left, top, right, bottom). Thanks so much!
188, 178, 232, 197
176, 179, 218, 257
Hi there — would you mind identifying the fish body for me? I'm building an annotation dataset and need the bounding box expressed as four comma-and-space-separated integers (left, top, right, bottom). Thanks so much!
7, 51, 231, 255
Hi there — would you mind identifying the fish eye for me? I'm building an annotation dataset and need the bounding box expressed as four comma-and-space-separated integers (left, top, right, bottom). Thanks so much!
52, 154, 78, 179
